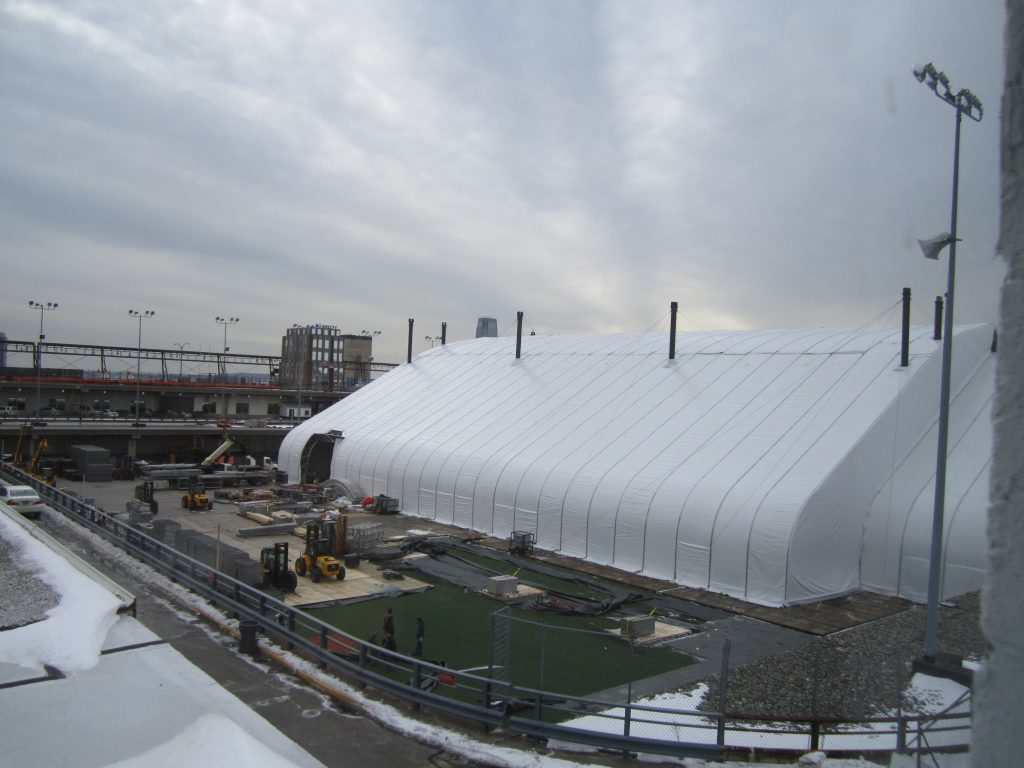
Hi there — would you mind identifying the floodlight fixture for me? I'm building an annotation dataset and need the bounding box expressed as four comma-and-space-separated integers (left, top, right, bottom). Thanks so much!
913, 62, 983, 121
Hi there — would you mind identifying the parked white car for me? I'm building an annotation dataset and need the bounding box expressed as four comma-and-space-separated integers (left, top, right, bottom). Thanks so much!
0, 485, 45, 519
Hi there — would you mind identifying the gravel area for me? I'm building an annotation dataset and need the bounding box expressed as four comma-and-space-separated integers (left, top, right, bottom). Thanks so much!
699, 590, 985, 719
0, 534, 60, 631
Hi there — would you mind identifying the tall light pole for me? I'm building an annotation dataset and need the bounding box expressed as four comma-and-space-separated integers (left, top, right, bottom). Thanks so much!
215, 316, 239, 417
128, 309, 155, 425
912, 63, 983, 663
173, 342, 188, 380
27, 301, 58, 422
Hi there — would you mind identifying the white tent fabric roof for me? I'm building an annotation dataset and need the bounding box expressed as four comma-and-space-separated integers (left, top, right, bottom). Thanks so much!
280, 325, 994, 607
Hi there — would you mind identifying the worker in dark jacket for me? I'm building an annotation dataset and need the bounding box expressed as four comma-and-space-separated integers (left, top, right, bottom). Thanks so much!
382, 607, 396, 651
414, 617, 425, 656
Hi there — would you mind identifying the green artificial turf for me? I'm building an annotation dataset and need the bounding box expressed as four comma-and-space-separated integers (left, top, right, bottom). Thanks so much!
309, 574, 693, 698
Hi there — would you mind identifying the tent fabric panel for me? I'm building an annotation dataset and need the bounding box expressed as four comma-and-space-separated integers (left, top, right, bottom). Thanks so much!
281, 325, 993, 608
860, 326, 994, 599
748, 342, 915, 602
498, 357, 640, 544
606, 356, 746, 572
707, 354, 859, 597
484, 354, 627, 537
558, 357, 685, 563
858, 348, 951, 595
449, 354, 592, 528
668, 354, 833, 593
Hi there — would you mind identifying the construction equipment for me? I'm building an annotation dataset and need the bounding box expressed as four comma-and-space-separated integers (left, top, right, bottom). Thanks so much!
200, 434, 236, 471
509, 530, 535, 556
12, 426, 31, 468
294, 519, 345, 583
181, 479, 212, 511
366, 494, 400, 514
260, 542, 298, 592
27, 437, 56, 484
134, 480, 159, 514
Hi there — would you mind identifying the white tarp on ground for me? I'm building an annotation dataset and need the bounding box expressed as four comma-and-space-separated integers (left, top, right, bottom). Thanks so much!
280, 325, 994, 607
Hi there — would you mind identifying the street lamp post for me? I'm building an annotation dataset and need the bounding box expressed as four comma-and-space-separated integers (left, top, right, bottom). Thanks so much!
27, 300, 58, 422
173, 342, 188, 380
912, 63, 983, 663
128, 309, 155, 425
215, 316, 239, 418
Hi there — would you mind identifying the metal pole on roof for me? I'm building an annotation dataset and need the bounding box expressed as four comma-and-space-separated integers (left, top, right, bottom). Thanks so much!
900, 288, 911, 367
933, 296, 943, 340
515, 312, 523, 359
407, 319, 414, 364
669, 301, 678, 360
441, 322, 447, 346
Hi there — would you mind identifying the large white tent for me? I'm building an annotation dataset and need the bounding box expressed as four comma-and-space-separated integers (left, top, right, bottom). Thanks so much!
279, 325, 994, 607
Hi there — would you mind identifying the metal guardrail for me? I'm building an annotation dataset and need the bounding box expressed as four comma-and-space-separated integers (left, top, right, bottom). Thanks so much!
0, 463, 971, 761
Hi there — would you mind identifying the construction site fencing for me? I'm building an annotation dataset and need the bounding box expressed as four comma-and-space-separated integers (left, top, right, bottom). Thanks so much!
1, 462, 971, 763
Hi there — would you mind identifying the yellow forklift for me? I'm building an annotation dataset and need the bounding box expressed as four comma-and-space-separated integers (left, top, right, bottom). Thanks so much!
181, 478, 212, 511
294, 519, 345, 583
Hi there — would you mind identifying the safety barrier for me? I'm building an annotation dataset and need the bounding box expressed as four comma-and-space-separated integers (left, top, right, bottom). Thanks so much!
0, 463, 971, 762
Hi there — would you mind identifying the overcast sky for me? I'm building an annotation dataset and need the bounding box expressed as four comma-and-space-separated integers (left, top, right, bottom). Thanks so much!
0, 0, 1007, 367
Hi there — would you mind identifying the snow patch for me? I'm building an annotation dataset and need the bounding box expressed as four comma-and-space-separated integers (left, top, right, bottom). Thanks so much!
0, 512, 120, 673
104, 713, 300, 768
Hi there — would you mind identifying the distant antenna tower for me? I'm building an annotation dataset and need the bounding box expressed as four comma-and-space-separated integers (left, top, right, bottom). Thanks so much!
476, 317, 498, 338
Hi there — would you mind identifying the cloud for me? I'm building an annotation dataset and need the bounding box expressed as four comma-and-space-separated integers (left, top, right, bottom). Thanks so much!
0, 0, 1006, 365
